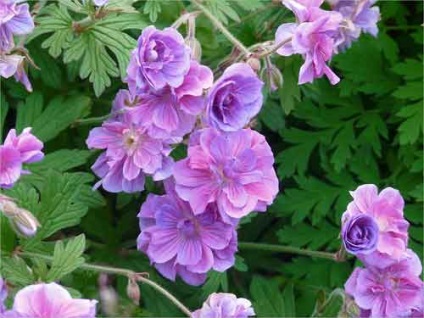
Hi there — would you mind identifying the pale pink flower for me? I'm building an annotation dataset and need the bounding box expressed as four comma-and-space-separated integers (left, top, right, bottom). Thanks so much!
192, 293, 255, 318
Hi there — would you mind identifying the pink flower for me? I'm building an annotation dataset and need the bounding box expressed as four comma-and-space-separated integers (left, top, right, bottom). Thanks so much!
86, 113, 173, 193
173, 128, 278, 220
0, 128, 44, 188
275, 0, 343, 84
342, 184, 409, 267
0, 276, 7, 313
4, 128, 44, 164
192, 293, 255, 318
129, 61, 213, 141
3, 282, 97, 318
345, 250, 423, 318
137, 181, 237, 286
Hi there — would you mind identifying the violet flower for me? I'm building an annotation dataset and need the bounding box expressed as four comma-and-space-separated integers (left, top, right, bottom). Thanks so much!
129, 60, 213, 141
0, 54, 32, 92
275, 0, 343, 84
173, 128, 279, 221
205, 63, 263, 132
331, 0, 380, 51
192, 293, 255, 318
342, 214, 378, 255
126, 26, 191, 92
137, 182, 237, 286
86, 112, 173, 193
0, 276, 7, 314
0, 0, 34, 52
345, 249, 424, 318
3, 283, 97, 318
342, 184, 409, 267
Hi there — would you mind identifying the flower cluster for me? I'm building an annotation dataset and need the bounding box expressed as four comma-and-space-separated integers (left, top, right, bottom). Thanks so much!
275, 0, 380, 85
0, 280, 97, 318
87, 26, 278, 285
0, 0, 34, 91
0, 128, 44, 188
192, 292, 255, 318
341, 184, 423, 317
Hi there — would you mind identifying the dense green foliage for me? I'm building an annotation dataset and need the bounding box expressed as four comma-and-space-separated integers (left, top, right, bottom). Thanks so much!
0, 0, 422, 316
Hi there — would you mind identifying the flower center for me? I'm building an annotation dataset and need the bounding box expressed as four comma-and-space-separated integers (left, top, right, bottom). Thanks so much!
122, 129, 140, 154
146, 49, 158, 62
177, 218, 197, 238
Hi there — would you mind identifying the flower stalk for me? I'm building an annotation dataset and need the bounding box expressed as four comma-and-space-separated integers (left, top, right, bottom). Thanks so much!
191, 0, 251, 57
238, 242, 339, 261
17, 251, 192, 317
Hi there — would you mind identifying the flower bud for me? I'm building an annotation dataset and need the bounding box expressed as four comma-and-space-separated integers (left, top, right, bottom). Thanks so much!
0, 194, 18, 217
9, 208, 40, 237
246, 57, 261, 73
126, 278, 140, 305
260, 64, 283, 92
185, 37, 202, 62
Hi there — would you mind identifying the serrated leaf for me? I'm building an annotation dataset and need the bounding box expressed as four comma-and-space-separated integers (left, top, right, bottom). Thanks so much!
312, 289, 345, 317
46, 234, 86, 281
31, 95, 91, 142
30, 149, 92, 173
0, 256, 34, 287
201, 271, 228, 299
330, 122, 355, 172
143, 0, 161, 22
250, 276, 286, 317
396, 102, 423, 145
15, 93, 44, 132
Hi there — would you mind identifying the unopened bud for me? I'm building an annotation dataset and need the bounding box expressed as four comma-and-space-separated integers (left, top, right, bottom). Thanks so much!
246, 57, 261, 73
0, 194, 18, 217
260, 64, 283, 92
99, 287, 119, 316
186, 37, 202, 62
9, 208, 40, 237
126, 278, 140, 305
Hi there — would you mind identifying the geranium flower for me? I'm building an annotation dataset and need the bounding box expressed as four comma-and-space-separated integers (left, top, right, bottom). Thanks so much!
137, 182, 237, 286
173, 128, 278, 220
192, 293, 255, 318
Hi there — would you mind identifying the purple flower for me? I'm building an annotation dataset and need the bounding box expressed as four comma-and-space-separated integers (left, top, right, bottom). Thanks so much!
0, 54, 32, 91
345, 249, 424, 318
137, 182, 237, 286
129, 61, 213, 141
204, 63, 263, 132
342, 214, 378, 255
3, 282, 97, 318
0, 128, 44, 188
126, 26, 191, 92
0, 146, 21, 188
86, 113, 173, 193
0, 0, 34, 52
93, 0, 109, 6
192, 293, 255, 318
0, 276, 7, 313
342, 184, 409, 267
275, 0, 343, 85
331, 0, 380, 51
173, 128, 279, 220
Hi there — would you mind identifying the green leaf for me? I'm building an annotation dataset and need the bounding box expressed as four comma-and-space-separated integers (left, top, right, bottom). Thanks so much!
0, 256, 34, 287
250, 276, 286, 317
201, 271, 228, 300
330, 121, 355, 172
46, 234, 86, 281
31, 95, 91, 142
311, 289, 345, 317
0, 93, 8, 140
30, 149, 92, 173
396, 102, 423, 145
279, 59, 301, 115
15, 93, 44, 132
143, 0, 162, 22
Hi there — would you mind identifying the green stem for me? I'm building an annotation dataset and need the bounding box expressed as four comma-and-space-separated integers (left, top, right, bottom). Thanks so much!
72, 114, 111, 127
191, 0, 251, 57
238, 242, 338, 261
18, 251, 192, 317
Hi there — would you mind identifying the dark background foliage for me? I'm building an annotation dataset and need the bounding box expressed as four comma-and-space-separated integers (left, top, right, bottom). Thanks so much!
1, 0, 422, 316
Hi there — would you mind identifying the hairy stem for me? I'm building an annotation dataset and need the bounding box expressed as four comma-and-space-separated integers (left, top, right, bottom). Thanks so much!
191, 0, 251, 57
238, 242, 338, 261
18, 251, 192, 317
